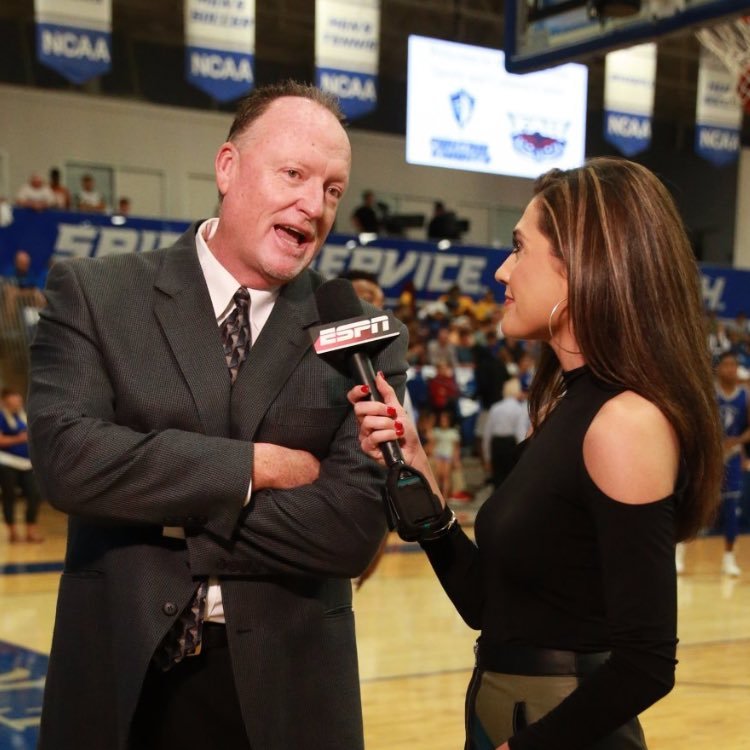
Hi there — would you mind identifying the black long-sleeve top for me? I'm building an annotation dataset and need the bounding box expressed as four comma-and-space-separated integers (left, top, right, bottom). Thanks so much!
422, 367, 678, 749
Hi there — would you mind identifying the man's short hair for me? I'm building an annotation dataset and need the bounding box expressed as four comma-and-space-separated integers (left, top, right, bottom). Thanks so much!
227, 80, 346, 142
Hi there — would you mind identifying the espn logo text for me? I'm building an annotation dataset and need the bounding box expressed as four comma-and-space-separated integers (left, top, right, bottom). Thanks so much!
312, 315, 399, 355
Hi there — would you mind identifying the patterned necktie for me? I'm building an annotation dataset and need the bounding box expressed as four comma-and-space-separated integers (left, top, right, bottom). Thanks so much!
154, 580, 209, 672
221, 287, 251, 383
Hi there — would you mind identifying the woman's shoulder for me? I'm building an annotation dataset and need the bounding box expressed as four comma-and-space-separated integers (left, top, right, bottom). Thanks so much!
594, 390, 668, 425
583, 390, 679, 505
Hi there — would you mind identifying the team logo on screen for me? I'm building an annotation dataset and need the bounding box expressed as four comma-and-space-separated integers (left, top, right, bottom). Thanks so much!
509, 114, 569, 161
451, 89, 475, 128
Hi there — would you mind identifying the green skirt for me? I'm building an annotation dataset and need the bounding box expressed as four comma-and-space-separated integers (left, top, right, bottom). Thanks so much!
466, 664, 648, 749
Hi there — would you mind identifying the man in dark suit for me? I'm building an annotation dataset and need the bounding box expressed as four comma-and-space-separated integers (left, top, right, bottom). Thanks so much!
28, 81, 408, 750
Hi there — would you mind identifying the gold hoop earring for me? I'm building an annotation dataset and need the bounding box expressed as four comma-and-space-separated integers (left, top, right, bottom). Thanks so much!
548, 298, 582, 356
548, 298, 567, 340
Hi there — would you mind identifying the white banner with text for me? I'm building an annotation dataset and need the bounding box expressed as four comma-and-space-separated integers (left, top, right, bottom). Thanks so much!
315, 0, 380, 120
185, 0, 255, 102
604, 43, 656, 156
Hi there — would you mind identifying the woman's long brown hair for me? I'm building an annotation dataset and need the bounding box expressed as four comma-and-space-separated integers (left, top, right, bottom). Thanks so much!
527, 157, 722, 541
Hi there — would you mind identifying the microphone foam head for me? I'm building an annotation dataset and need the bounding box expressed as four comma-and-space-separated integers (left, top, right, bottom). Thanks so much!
315, 278, 364, 324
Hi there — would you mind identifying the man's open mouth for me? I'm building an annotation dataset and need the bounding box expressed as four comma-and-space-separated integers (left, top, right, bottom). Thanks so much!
277, 225, 309, 245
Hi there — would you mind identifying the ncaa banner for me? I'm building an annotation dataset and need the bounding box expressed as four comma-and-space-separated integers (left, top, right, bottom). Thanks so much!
603, 43, 656, 157
185, 0, 255, 102
315, 0, 380, 120
34, 0, 112, 85
695, 49, 742, 167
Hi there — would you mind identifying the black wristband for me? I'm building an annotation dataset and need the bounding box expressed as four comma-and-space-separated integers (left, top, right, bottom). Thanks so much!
419, 506, 457, 542
382, 462, 449, 542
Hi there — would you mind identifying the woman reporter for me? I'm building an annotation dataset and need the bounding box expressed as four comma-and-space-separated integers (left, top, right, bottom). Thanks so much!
348, 157, 722, 750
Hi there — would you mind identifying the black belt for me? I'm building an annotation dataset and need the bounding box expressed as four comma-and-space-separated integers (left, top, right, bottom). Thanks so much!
201, 622, 228, 650
477, 640, 610, 677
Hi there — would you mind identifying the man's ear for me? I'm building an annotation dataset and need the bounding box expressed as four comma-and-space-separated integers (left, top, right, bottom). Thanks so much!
215, 141, 237, 197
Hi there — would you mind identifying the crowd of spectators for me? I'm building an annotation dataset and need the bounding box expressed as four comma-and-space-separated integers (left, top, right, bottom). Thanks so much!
1, 152, 748, 558
1, 212, 749, 521
379, 281, 750, 512
381, 282, 539, 500
12, 168, 130, 216
707, 309, 750, 369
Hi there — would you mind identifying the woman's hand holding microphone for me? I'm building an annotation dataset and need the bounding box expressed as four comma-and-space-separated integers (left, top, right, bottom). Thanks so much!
346, 372, 444, 506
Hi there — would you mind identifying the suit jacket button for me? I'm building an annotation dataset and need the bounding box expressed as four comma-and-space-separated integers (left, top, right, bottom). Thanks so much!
162, 602, 178, 616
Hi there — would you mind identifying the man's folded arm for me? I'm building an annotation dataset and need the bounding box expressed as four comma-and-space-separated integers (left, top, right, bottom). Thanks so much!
28, 261, 251, 539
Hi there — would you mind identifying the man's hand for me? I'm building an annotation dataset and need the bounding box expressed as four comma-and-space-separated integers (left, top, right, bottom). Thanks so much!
253, 443, 321, 490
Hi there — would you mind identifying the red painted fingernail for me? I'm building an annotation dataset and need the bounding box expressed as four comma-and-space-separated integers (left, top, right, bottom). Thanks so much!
360, 384, 370, 395
387, 406, 397, 418
394, 421, 404, 436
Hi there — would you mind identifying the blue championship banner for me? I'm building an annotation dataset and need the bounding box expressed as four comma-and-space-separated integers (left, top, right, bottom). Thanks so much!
2, 208, 750, 318
34, 0, 112, 85
603, 43, 656, 157
315, 0, 380, 121
185, 0, 255, 102
695, 48, 742, 167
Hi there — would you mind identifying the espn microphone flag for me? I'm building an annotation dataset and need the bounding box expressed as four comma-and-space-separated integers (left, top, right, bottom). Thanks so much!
35, 0, 112, 85
311, 314, 398, 355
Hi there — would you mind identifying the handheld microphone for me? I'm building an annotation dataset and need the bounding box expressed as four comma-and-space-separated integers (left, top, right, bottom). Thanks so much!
312, 279, 453, 542
312, 278, 404, 466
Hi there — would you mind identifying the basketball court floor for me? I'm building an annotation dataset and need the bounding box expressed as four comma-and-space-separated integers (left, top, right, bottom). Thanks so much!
0, 503, 748, 749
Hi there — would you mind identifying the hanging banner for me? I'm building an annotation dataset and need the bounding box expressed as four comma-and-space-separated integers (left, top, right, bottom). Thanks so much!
34, 0, 112, 85
315, 0, 380, 120
603, 43, 656, 157
695, 49, 742, 167
185, 0, 255, 102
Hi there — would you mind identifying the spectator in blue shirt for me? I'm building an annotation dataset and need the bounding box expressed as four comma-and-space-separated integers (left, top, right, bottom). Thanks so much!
1, 387, 44, 542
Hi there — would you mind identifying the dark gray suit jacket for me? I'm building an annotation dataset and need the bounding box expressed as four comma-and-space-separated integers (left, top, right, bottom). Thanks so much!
28, 224, 408, 750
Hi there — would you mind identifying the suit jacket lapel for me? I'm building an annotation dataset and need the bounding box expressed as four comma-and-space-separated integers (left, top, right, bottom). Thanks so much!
153, 226, 232, 437
230, 271, 320, 441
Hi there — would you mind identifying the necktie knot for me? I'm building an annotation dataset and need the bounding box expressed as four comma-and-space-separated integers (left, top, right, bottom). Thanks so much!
233, 287, 250, 309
